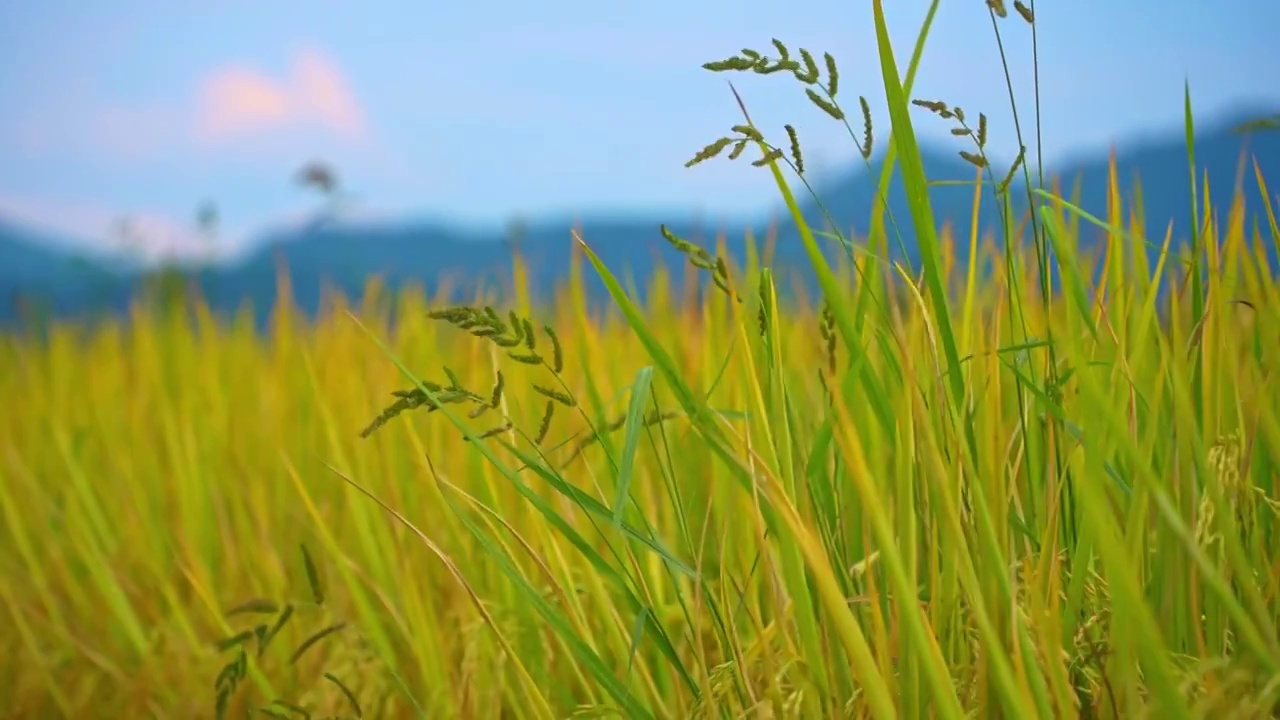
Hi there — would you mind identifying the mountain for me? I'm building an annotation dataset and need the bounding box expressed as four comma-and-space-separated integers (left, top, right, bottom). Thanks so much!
0, 218, 137, 323
2, 108, 1278, 329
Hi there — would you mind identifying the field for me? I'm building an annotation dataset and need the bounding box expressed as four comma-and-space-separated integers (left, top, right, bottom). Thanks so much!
3, 5, 1280, 719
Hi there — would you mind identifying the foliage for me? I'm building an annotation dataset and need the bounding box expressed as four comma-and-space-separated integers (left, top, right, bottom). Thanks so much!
2, 1, 1280, 718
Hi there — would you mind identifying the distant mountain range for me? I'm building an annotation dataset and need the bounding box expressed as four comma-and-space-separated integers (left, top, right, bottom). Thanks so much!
3, 108, 1279, 328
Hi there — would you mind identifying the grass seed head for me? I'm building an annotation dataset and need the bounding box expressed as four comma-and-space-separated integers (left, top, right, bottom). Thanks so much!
225, 599, 281, 617
1014, 1, 1034, 23
912, 98, 953, 118
289, 622, 348, 665
464, 422, 513, 442
364, 379, 486, 438
323, 673, 362, 718
820, 302, 838, 373
795, 48, 821, 85
805, 88, 844, 121
534, 400, 556, 444
757, 275, 770, 337
858, 96, 874, 159
784, 124, 804, 175
823, 52, 839, 97
701, 56, 757, 73
685, 137, 735, 168
522, 318, 537, 350
770, 38, 790, 62
1000, 146, 1027, 192
544, 325, 564, 373
533, 384, 576, 407
443, 366, 463, 389
489, 370, 505, 408
751, 147, 785, 168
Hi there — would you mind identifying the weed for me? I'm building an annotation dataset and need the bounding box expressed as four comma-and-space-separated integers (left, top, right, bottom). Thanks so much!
212, 546, 375, 719
3, 2, 1280, 718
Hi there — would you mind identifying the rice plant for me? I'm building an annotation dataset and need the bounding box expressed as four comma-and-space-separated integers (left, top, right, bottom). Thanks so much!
1, 1, 1278, 718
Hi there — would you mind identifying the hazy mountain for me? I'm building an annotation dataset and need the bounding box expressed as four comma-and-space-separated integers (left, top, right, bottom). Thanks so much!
2, 108, 1278, 328
0, 218, 136, 322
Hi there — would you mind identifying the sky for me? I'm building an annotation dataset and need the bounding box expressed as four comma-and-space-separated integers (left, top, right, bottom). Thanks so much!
1, 0, 1277, 263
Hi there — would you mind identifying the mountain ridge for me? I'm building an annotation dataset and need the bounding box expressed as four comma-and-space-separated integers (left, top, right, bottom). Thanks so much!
3, 106, 1278, 327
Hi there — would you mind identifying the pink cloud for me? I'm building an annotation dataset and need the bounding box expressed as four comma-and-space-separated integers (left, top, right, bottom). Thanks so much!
196, 48, 366, 144
7, 46, 368, 162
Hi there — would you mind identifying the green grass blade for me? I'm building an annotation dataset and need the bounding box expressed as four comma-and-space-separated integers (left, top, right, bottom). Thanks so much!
613, 366, 655, 525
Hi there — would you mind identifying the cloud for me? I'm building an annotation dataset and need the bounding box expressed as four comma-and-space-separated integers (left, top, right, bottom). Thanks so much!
196, 48, 366, 144
6, 46, 368, 162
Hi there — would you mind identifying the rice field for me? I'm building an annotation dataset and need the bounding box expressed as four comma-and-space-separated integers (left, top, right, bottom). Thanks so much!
3, 160, 1279, 717
3, 5, 1280, 718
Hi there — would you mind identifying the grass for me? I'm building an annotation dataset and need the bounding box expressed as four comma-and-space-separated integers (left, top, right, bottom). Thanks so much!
3, 1, 1280, 717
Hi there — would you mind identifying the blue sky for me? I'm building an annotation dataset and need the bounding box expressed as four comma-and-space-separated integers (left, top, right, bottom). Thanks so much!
1, 0, 1277, 261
